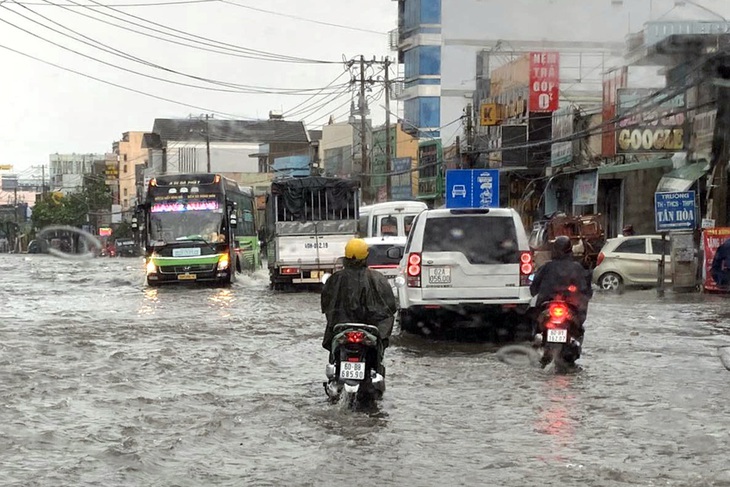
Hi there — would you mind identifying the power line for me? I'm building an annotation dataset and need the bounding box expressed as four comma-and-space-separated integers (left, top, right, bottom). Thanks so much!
3, 3, 353, 95
0, 41, 258, 119
13, 0, 215, 6
64, 0, 340, 64
218, 0, 388, 36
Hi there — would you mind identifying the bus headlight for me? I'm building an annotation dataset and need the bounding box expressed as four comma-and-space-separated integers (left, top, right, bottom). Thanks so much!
146, 259, 157, 275
217, 253, 230, 271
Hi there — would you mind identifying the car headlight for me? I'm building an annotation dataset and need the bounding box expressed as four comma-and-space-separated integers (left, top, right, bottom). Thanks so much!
146, 259, 157, 274
217, 253, 230, 271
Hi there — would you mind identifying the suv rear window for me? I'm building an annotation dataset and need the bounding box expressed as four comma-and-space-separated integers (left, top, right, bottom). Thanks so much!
367, 244, 403, 267
423, 216, 519, 264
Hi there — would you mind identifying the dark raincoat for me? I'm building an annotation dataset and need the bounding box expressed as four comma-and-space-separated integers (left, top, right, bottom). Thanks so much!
321, 258, 397, 351
530, 254, 593, 325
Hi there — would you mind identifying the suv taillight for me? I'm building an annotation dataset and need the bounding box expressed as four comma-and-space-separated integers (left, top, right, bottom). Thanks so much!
407, 252, 421, 287
596, 252, 605, 267
520, 251, 534, 286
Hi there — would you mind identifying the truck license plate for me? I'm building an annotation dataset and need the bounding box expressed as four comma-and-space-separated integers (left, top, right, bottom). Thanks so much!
178, 273, 197, 281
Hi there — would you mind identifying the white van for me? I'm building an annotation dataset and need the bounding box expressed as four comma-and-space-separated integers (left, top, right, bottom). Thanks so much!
395, 207, 534, 334
358, 201, 427, 238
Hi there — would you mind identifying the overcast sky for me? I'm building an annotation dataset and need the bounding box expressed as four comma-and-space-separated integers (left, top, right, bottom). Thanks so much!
0, 0, 395, 170
3, 0, 730, 172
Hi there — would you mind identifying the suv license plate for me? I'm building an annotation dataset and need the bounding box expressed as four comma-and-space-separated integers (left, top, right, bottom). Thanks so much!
428, 267, 451, 284
339, 361, 365, 380
546, 329, 568, 343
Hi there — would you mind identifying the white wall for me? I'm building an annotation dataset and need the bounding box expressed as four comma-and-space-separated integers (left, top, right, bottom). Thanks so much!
165, 142, 259, 174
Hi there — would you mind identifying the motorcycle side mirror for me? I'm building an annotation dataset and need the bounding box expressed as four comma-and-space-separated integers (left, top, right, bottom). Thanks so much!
321, 272, 332, 285
386, 247, 403, 260
528, 273, 535, 283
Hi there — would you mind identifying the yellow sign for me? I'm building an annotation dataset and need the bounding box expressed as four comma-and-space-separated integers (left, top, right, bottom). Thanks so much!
0, 164, 13, 171
480, 103, 499, 126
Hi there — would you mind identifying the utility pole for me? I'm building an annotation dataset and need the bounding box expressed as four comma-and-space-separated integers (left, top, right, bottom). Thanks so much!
384, 56, 392, 200
465, 104, 475, 169
205, 114, 212, 174
710, 56, 730, 226
41, 165, 46, 196
359, 55, 369, 201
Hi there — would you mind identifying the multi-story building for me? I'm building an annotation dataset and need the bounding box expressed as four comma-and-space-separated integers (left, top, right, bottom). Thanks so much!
49, 153, 104, 194
393, 0, 708, 146
113, 131, 147, 216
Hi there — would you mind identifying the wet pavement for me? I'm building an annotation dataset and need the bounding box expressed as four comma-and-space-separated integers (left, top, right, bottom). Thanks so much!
2, 253, 730, 486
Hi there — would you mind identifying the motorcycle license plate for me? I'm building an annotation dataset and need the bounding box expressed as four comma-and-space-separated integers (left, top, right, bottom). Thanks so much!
339, 361, 365, 380
547, 329, 568, 343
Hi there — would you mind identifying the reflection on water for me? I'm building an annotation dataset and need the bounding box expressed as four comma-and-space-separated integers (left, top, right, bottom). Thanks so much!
209, 288, 234, 306
534, 374, 580, 466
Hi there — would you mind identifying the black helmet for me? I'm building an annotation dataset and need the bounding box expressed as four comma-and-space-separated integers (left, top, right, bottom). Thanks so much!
553, 236, 573, 258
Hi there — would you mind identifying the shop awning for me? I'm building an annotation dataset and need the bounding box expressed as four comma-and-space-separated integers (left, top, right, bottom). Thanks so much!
656, 161, 710, 193
597, 157, 674, 175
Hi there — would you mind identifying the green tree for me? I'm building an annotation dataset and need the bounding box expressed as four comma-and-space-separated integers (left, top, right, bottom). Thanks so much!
31, 177, 112, 229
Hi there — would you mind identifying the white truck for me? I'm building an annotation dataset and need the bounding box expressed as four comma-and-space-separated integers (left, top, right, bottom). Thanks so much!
264, 176, 360, 289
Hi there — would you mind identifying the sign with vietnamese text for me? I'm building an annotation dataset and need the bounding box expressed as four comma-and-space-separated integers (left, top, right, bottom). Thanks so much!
445, 169, 500, 209
0, 164, 13, 171
703, 227, 730, 292
529, 52, 559, 112
617, 89, 686, 153
573, 171, 598, 206
654, 191, 696, 232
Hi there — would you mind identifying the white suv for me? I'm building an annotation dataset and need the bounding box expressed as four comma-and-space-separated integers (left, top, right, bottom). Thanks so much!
394, 208, 535, 334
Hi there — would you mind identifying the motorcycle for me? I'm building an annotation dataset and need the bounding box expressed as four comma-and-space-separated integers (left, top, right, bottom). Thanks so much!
535, 290, 584, 372
323, 323, 386, 407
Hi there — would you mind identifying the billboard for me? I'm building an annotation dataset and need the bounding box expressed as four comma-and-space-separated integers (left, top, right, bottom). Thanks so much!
529, 52, 559, 112
501, 125, 528, 168
617, 89, 687, 153
602, 67, 628, 157
391, 157, 413, 200
551, 107, 574, 167
702, 227, 730, 292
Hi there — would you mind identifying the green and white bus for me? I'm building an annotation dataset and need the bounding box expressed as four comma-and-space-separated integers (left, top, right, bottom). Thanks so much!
134, 173, 261, 286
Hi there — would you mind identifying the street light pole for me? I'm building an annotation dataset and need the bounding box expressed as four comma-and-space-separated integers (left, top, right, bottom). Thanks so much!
205, 114, 211, 174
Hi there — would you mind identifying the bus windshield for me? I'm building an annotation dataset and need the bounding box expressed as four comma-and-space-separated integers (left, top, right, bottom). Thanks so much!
149, 209, 225, 245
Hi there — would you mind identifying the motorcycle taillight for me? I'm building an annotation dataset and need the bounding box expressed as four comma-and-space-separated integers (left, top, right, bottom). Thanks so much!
345, 331, 365, 343
549, 303, 569, 321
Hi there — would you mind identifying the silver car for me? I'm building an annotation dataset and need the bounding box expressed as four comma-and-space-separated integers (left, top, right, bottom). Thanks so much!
592, 235, 672, 291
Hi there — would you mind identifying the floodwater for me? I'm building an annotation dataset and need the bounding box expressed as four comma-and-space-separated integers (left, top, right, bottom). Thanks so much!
2, 253, 730, 486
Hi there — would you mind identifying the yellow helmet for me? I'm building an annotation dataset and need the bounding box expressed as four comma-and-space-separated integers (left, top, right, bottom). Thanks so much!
345, 238, 369, 260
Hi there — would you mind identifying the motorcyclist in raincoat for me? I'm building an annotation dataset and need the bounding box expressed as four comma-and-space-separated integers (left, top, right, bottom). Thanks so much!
530, 236, 593, 358
321, 238, 397, 370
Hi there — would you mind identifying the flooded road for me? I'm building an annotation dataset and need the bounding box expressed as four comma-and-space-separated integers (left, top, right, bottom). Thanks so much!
2, 253, 730, 486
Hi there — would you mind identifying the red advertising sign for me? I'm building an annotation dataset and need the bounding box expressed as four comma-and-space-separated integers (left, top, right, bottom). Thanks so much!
529, 52, 560, 112
702, 227, 730, 292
